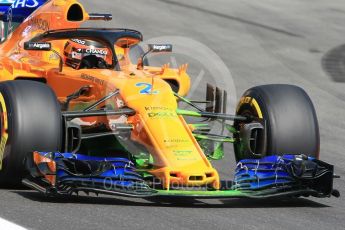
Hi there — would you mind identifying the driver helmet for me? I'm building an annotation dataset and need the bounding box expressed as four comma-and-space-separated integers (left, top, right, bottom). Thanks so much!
64, 38, 112, 69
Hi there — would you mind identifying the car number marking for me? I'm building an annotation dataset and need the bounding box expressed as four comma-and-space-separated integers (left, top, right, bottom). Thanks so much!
135, 82, 159, 94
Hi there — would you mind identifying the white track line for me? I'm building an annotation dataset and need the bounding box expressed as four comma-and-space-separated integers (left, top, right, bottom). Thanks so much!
0, 217, 27, 230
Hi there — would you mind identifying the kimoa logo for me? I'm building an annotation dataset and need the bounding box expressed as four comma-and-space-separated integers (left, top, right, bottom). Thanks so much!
145, 106, 171, 111
12, 0, 40, 8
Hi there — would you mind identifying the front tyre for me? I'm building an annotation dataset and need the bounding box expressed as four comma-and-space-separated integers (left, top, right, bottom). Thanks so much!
0, 81, 62, 185
234, 84, 319, 161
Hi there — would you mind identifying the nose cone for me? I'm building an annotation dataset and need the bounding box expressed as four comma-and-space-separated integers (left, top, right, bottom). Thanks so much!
115, 77, 220, 189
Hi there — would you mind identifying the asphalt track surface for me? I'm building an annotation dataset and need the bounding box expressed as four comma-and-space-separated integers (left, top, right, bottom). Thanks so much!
1, 0, 345, 229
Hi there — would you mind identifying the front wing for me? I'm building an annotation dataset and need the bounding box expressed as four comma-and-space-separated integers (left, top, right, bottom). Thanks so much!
23, 152, 339, 199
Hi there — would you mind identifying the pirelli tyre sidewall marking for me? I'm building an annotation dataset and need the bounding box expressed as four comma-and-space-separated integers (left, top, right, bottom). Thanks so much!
237, 96, 263, 119
0, 93, 8, 170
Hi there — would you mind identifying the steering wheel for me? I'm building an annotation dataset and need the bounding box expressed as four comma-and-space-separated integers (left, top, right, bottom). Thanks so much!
79, 55, 108, 69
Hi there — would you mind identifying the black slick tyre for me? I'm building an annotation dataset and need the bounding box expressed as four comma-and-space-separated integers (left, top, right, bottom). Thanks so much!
0, 80, 62, 185
234, 84, 319, 161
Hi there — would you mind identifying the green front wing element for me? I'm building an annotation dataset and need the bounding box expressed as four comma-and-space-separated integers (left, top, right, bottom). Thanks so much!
152, 188, 330, 199
155, 189, 245, 198
194, 137, 226, 160
178, 107, 236, 160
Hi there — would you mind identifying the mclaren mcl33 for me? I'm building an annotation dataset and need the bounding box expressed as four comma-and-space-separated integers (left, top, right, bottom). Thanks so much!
0, 0, 339, 200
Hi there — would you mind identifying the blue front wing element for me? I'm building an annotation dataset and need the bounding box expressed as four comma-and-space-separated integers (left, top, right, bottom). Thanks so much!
233, 154, 335, 197
24, 152, 336, 198
26, 152, 155, 197
56, 153, 144, 191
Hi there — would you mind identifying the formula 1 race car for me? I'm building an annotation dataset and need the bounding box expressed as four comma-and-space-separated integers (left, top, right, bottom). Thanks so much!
0, 0, 339, 200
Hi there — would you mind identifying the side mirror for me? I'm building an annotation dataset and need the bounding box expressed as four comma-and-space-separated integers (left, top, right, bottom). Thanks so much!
137, 44, 173, 70
24, 42, 52, 51
148, 44, 173, 53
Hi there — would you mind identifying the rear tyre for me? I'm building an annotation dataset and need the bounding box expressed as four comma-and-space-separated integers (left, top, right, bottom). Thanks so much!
234, 84, 319, 161
0, 80, 62, 185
